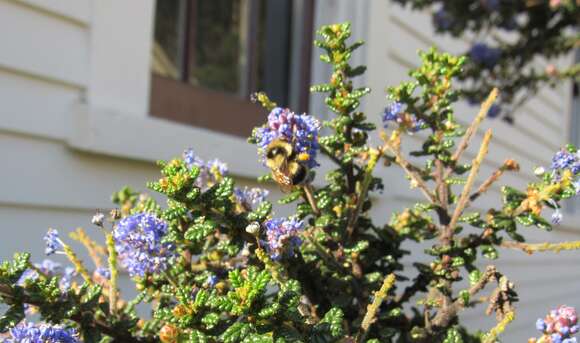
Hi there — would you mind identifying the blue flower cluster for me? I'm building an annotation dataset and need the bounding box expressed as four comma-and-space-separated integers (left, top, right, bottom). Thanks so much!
551, 149, 580, 174
433, 8, 454, 30
3, 322, 79, 343
382, 102, 425, 132
43, 229, 63, 256
263, 217, 303, 260
535, 305, 578, 343
17, 259, 76, 291
254, 107, 321, 168
95, 266, 111, 279
469, 43, 502, 69
183, 149, 229, 190
234, 187, 269, 210
113, 213, 175, 277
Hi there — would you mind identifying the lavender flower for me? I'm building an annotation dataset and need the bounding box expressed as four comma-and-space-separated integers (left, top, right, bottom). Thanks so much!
43, 229, 63, 256
382, 102, 425, 132
552, 150, 578, 172
95, 266, 111, 279
433, 8, 454, 30
488, 104, 501, 118
234, 187, 269, 209
206, 275, 218, 288
534, 305, 579, 343
551, 209, 563, 225
254, 107, 321, 168
113, 213, 175, 277
58, 267, 76, 290
182, 149, 229, 190
469, 43, 501, 69
17, 260, 76, 292
4, 322, 80, 343
36, 259, 62, 275
382, 102, 403, 125
263, 217, 304, 260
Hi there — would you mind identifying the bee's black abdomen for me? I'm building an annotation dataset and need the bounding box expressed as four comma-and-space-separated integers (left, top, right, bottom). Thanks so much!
291, 164, 308, 185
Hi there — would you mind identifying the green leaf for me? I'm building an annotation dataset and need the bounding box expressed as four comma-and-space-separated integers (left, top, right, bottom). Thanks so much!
248, 202, 272, 222
201, 312, 219, 330
184, 216, 216, 242
458, 290, 470, 305
469, 270, 482, 286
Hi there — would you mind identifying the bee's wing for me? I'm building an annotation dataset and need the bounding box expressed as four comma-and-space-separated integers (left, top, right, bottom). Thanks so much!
271, 160, 294, 193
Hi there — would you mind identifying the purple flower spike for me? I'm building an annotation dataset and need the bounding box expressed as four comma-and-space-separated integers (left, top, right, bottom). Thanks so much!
43, 229, 63, 256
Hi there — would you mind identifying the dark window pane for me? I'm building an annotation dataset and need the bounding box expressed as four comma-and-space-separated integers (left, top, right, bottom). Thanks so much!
152, 0, 187, 79
256, 0, 292, 107
190, 0, 243, 94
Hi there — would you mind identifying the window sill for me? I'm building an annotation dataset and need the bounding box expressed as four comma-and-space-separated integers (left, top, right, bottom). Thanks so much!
67, 103, 262, 178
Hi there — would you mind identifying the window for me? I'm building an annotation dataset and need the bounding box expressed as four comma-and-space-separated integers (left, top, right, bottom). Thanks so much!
150, 0, 315, 137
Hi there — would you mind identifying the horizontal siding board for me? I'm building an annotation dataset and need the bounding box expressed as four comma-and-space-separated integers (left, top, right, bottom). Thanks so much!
0, 0, 89, 87
0, 131, 160, 210
7, 0, 91, 26
0, 69, 81, 140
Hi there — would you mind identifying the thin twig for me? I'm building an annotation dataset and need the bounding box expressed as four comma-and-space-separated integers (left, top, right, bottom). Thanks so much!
447, 130, 493, 237
105, 233, 119, 315
346, 148, 380, 238
469, 159, 519, 202
69, 228, 105, 268
431, 266, 497, 328
62, 244, 93, 284
383, 141, 437, 204
302, 184, 321, 216
357, 274, 396, 342
483, 311, 515, 343
450, 88, 498, 164
500, 240, 580, 254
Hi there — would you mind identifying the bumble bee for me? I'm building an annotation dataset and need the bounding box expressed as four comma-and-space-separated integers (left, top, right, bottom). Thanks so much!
265, 138, 310, 192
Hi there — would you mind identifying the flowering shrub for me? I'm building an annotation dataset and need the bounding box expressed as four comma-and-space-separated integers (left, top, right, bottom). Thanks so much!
1, 22, 579, 343
393, 0, 579, 122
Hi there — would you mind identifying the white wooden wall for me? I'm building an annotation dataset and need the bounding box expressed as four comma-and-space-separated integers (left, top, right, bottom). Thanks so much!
0, 0, 577, 340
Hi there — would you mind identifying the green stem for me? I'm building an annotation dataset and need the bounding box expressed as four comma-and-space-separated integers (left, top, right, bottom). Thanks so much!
105, 233, 119, 315
62, 244, 92, 285
346, 148, 380, 238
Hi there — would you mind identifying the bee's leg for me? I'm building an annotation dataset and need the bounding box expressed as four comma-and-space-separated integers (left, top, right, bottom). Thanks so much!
302, 184, 320, 216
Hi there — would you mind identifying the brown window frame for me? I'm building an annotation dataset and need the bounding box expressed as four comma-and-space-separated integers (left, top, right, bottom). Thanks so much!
150, 0, 315, 138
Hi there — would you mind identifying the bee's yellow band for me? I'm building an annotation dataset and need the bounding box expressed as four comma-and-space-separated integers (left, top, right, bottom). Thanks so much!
297, 153, 310, 161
